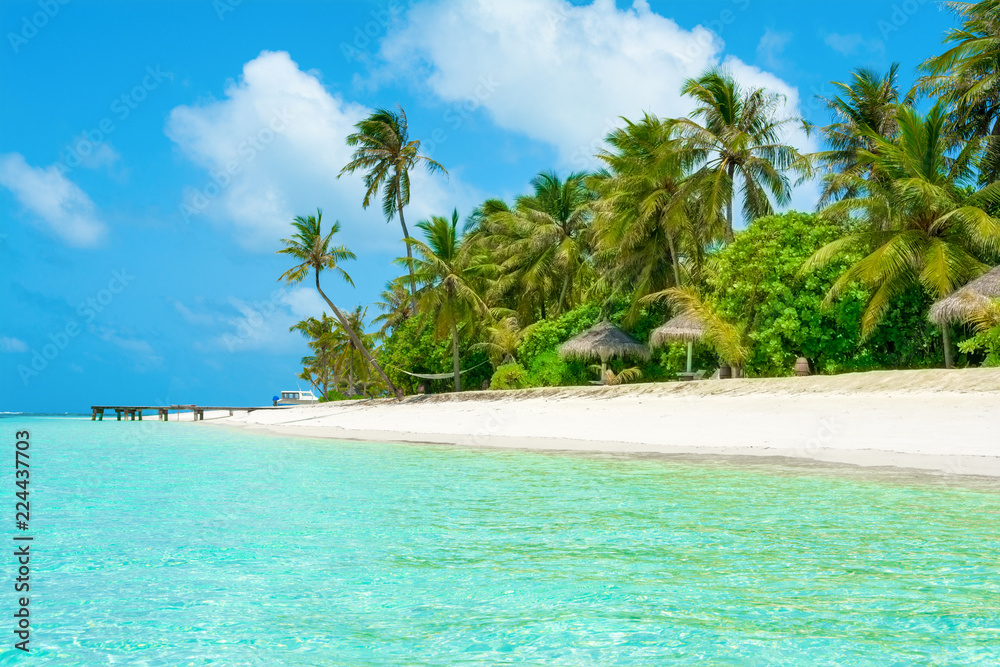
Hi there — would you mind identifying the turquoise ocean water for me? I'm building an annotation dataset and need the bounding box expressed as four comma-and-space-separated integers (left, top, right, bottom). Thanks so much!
0, 415, 998, 665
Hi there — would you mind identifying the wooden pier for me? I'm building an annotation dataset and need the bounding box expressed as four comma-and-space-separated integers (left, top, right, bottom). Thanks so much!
90, 405, 288, 422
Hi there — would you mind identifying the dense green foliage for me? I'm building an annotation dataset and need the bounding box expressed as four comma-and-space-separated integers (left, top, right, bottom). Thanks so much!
489, 363, 529, 390
710, 212, 865, 375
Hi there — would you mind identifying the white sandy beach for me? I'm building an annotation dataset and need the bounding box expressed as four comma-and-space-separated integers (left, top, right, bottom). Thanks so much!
209, 368, 1000, 477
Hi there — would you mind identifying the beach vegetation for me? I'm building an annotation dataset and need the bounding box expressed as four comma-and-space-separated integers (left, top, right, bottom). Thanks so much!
489, 362, 529, 390
285, 10, 1000, 392
277, 210, 400, 397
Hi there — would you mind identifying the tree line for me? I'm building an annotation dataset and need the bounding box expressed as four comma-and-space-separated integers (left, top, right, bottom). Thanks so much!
278, 1, 1000, 398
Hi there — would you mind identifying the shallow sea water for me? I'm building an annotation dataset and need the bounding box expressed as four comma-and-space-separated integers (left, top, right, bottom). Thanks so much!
1, 415, 998, 665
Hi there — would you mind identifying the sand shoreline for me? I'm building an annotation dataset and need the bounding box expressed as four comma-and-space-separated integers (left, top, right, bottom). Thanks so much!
209, 368, 1000, 478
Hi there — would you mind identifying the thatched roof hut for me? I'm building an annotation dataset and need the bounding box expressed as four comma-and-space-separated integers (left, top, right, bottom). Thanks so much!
929, 266, 1000, 324
649, 313, 706, 347
559, 321, 650, 364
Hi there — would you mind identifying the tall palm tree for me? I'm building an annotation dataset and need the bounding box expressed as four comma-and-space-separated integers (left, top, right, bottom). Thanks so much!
480, 172, 596, 320
916, 0, 1000, 182
802, 102, 1000, 368
677, 69, 807, 241
815, 64, 913, 204
408, 210, 490, 391
277, 209, 399, 396
340, 105, 447, 314
592, 114, 717, 320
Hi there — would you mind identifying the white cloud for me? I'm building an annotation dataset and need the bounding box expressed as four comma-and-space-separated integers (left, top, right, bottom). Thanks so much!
0, 337, 28, 353
181, 286, 333, 354
0, 153, 106, 246
377, 0, 727, 170
166, 50, 473, 252
91, 326, 163, 371
824, 33, 885, 57
756, 29, 792, 70
376, 0, 820, 216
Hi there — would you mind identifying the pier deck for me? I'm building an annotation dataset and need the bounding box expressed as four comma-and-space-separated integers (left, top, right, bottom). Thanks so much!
90, 405, 288, 421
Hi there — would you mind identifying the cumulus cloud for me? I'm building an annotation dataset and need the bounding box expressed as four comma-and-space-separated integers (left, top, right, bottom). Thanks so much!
376, 0, 820, 213
377, 0, 724, 169
166, 50, 474, 252
0, 153, 106, 246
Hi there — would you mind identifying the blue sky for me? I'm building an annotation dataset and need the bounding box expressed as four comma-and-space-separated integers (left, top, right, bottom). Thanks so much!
1, 0, 960, 412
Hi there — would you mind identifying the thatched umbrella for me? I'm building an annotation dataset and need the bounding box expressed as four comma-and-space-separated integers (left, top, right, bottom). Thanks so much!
559, 321, 649, 383
649, 313, 706, 373
929, 266, 1000, 325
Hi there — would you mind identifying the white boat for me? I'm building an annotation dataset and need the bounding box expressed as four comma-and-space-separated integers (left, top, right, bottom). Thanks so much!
275, 390, 319, 405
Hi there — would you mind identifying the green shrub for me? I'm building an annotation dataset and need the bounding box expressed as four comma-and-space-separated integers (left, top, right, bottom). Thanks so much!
490, 363, 528, 390
323, 391, 366, 402
959, 325, 1000, 367
525, 350, 572, 387
710, 211, 866, 376
517, 304, 601, 370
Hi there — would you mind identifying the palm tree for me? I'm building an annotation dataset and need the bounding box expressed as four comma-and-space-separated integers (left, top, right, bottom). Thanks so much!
815, 64, 913, 204
277, 209, 399, 396
676, 68, 807, 241
478, 172, 596, 320
329, 306, 381, 396
340, 105, 447, 314
372, 277, 413, 339
473, 316, 533, 367
408, 210, 490, 391
916, 1, 1000, 182
290, 315, 337, 397
802, 102, 1000, 368
592, 114, 717, 320
656, 286, 750, 372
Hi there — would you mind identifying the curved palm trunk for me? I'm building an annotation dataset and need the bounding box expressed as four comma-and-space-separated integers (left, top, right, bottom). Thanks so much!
665, 228, 682, 287
725, 162, 736, 243
942, 326, 954, 369
397, 188, 419, 316
451, 320, 462, 392
348, 350, 355, 396
314, 274, 401, 398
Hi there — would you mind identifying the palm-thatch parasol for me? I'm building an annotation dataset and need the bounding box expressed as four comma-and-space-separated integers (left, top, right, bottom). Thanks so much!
650, 313, 706, 373
929, 266, 1000, 325
559, 321, 649, 383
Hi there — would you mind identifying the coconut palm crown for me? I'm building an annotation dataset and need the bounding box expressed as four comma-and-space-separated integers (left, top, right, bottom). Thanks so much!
277, 209, 400, 396
803, 101, 1000, 367
340, 105, 447, 313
